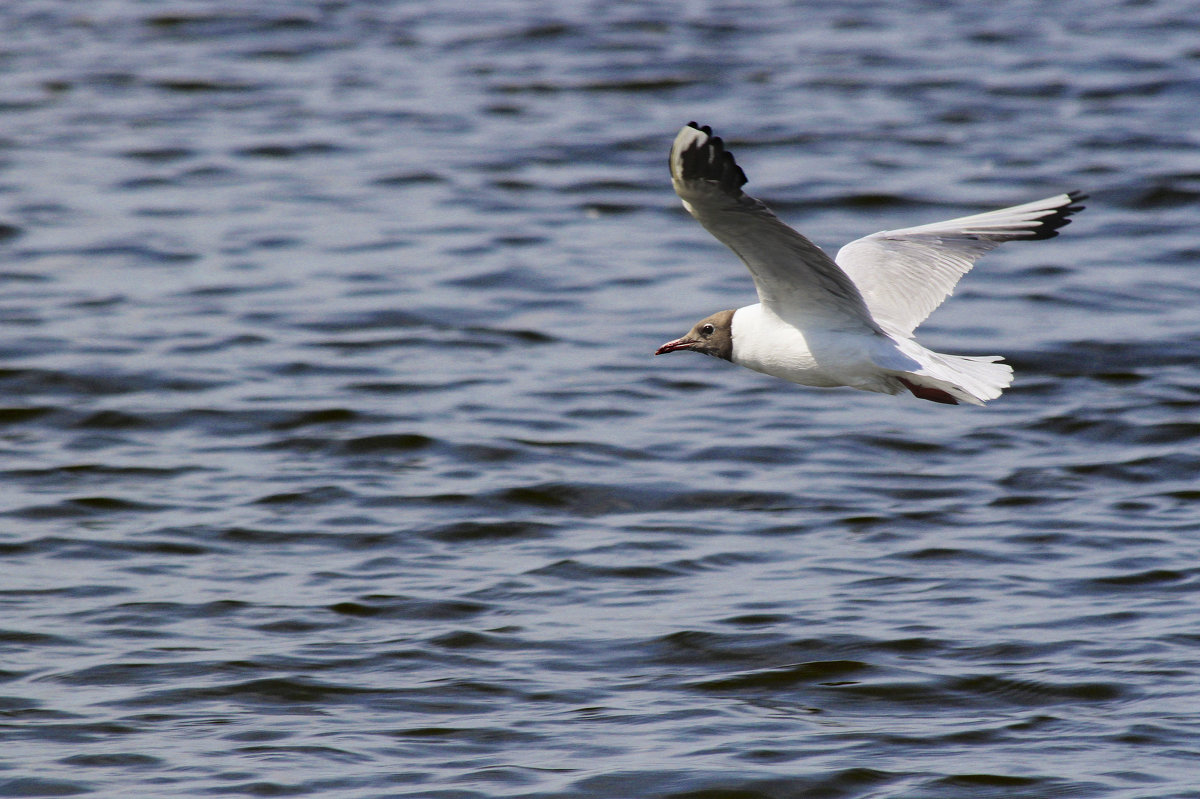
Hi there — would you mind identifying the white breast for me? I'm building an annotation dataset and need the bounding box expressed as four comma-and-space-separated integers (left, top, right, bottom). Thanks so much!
729, 304, 844, 387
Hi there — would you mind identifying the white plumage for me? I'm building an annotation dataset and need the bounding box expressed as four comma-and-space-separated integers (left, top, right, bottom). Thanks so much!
656, 122, 1085, 406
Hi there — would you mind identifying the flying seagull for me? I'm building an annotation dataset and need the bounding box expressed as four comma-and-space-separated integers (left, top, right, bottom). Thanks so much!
655, 122, 1084, 405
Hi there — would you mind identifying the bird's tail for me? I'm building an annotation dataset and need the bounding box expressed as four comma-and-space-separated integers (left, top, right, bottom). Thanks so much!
875, 338, 1013, 405
902, 352, 1013, 406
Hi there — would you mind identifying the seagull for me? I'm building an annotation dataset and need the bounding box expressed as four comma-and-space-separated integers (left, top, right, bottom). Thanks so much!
654, 122, 1085, 405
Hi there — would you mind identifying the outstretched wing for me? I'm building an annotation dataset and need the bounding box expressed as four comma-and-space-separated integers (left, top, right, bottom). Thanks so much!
669, 123, 878, 332
835, 192, 1086, 337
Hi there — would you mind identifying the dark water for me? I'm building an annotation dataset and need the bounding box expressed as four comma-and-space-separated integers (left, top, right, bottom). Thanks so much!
2, 1, 1200, 797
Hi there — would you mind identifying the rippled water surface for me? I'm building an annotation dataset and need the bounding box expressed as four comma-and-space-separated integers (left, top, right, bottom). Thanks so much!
3, 1, 1200, 797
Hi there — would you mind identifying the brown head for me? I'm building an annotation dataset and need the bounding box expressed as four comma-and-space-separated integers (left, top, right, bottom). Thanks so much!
654, 309, 734, 361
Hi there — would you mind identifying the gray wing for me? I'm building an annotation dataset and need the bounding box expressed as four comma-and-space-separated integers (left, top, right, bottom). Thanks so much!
835, 192, 1086, 337
669, 123, 878, 332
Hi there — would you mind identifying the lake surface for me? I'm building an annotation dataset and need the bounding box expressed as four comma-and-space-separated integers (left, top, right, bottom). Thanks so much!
2, 1, 1200, 797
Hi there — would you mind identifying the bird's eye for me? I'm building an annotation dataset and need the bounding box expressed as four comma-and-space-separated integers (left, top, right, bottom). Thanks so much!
701, 324, 715, 336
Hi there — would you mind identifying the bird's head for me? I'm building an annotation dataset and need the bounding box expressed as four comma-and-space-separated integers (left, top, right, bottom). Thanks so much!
654, 309, 734, 360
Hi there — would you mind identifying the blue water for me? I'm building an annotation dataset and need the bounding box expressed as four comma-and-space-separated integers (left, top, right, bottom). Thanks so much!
2, 1, 1200, 797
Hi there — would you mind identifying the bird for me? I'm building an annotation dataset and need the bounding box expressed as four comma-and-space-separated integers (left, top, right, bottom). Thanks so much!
654, 122, 1085, 405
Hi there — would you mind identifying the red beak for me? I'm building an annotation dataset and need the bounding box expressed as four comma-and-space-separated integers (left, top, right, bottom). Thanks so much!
654, 337, 696, 355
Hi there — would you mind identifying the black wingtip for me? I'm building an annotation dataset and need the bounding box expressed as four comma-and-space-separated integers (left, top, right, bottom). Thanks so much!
1026, 190, 1087, 240
678, 122, 748, 197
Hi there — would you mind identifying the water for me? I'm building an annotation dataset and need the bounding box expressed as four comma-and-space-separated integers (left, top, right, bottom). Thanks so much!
2, 1, 1200, 797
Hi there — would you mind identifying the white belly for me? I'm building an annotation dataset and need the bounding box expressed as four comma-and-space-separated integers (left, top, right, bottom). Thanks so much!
729, 304, 887, 390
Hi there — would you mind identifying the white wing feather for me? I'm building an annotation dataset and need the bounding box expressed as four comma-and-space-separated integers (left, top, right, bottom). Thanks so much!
669, 124, 878, 333
835, 193, 1085, 337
